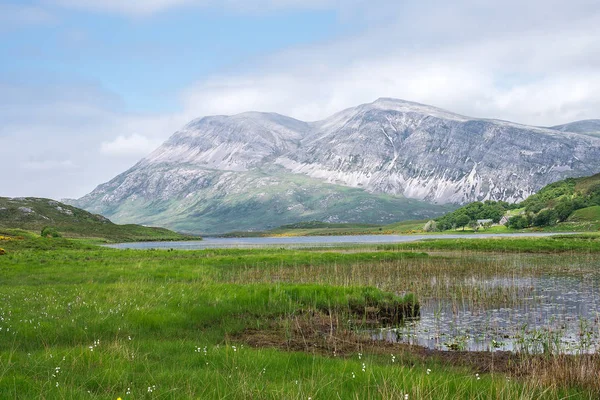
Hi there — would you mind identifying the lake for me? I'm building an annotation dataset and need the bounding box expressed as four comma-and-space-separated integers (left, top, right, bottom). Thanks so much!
107, 232, 568, 250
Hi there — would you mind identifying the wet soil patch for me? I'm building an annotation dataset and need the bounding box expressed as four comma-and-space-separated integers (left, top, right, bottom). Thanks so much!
233, 312, 600, 392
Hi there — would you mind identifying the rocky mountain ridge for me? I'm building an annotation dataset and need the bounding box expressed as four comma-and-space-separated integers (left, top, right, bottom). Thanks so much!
73, 98, 600, 234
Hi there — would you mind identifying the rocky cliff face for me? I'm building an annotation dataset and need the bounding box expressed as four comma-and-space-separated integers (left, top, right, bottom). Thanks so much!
75, 98, 600, 234
277, 99, 600, 204
142, 112, 309, 171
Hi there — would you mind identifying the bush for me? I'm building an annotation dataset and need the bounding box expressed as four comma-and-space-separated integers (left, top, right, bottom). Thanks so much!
507, 215, 530, 229
554, 200, 575, 222
0, 248, 6, 256
41, 226, 62, 238
533, 209, 558, 227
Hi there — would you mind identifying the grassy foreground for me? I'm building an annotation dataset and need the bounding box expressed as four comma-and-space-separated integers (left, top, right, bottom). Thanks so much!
0, 234, 598, 398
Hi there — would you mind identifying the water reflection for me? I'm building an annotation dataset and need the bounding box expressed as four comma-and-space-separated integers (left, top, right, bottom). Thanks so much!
375, 274, 600, 354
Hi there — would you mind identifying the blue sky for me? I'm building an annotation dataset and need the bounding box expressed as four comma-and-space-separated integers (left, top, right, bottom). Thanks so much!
2, 0, 600, 199
1, 2, 343, 113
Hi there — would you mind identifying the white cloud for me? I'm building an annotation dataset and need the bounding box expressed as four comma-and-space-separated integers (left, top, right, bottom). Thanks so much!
0, 81, 183, 199
100, 134, 163, 157
175, 2, 600, 126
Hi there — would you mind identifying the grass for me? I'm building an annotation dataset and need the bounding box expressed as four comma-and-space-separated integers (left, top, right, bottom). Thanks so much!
223, 220, 435, 237
375, 235, 600, 253
0, 233, 599, 398
569, 206, 600, 222
0, 197, 195, 243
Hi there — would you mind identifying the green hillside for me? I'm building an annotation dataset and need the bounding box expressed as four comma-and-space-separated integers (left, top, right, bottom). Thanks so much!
567, 206, 600, 222
0, 197, 196, 242
434, 173, 600, 231
80, 169, 453, 235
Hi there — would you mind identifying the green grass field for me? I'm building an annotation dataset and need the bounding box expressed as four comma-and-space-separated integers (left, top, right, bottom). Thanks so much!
1, 233, 599, 398
223, 220, 432, 237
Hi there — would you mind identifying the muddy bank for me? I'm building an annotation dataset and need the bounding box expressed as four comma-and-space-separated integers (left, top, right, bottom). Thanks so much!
233, 312, 600, 392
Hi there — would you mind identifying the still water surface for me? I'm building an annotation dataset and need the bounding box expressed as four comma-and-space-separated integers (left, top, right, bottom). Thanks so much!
375, 273, 600, 354
107, 232, 566, 250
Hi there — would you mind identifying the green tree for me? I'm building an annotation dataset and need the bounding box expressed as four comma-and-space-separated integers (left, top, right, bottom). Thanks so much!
533, 209, 558, 227
507, 215, 529, 229
455, 214, 470, 231
554, 200, 574, 222
468, 220, 480, 232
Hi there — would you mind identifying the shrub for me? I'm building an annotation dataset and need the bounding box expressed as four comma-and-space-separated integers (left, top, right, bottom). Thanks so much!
41, 226, 62, 238
0, 248, 6, 256
507, 215, 530, 229
533, 209, 558, 227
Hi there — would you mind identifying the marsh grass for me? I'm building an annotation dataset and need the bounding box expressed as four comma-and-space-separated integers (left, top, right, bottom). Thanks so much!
0, 235, 599, 398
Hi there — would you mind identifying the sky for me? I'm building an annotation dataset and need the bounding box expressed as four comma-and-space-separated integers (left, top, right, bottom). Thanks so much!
2, 0, 600, 199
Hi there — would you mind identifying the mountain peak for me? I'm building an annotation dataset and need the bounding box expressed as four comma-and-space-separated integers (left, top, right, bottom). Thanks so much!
360, 97, 470, 121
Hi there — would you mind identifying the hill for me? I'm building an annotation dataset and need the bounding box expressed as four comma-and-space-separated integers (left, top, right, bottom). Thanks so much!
0, 197, 195, 242
434, 173, 600, 231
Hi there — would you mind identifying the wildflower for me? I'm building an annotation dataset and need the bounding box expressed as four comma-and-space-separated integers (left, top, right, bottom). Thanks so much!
476, 373, 480, 380
426, 368, 431, 375
405, 394, 409, 400
391, 354, 396, 363
352, 372, 356, 378
362, 362, 366, 372
358, 352, 362, 360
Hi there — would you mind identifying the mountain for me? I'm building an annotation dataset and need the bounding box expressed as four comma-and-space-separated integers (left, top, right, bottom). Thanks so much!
277, 99, 600, 203
0, 197, 193, 242
551, 119, 600, 137
73, 98, 600, 234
